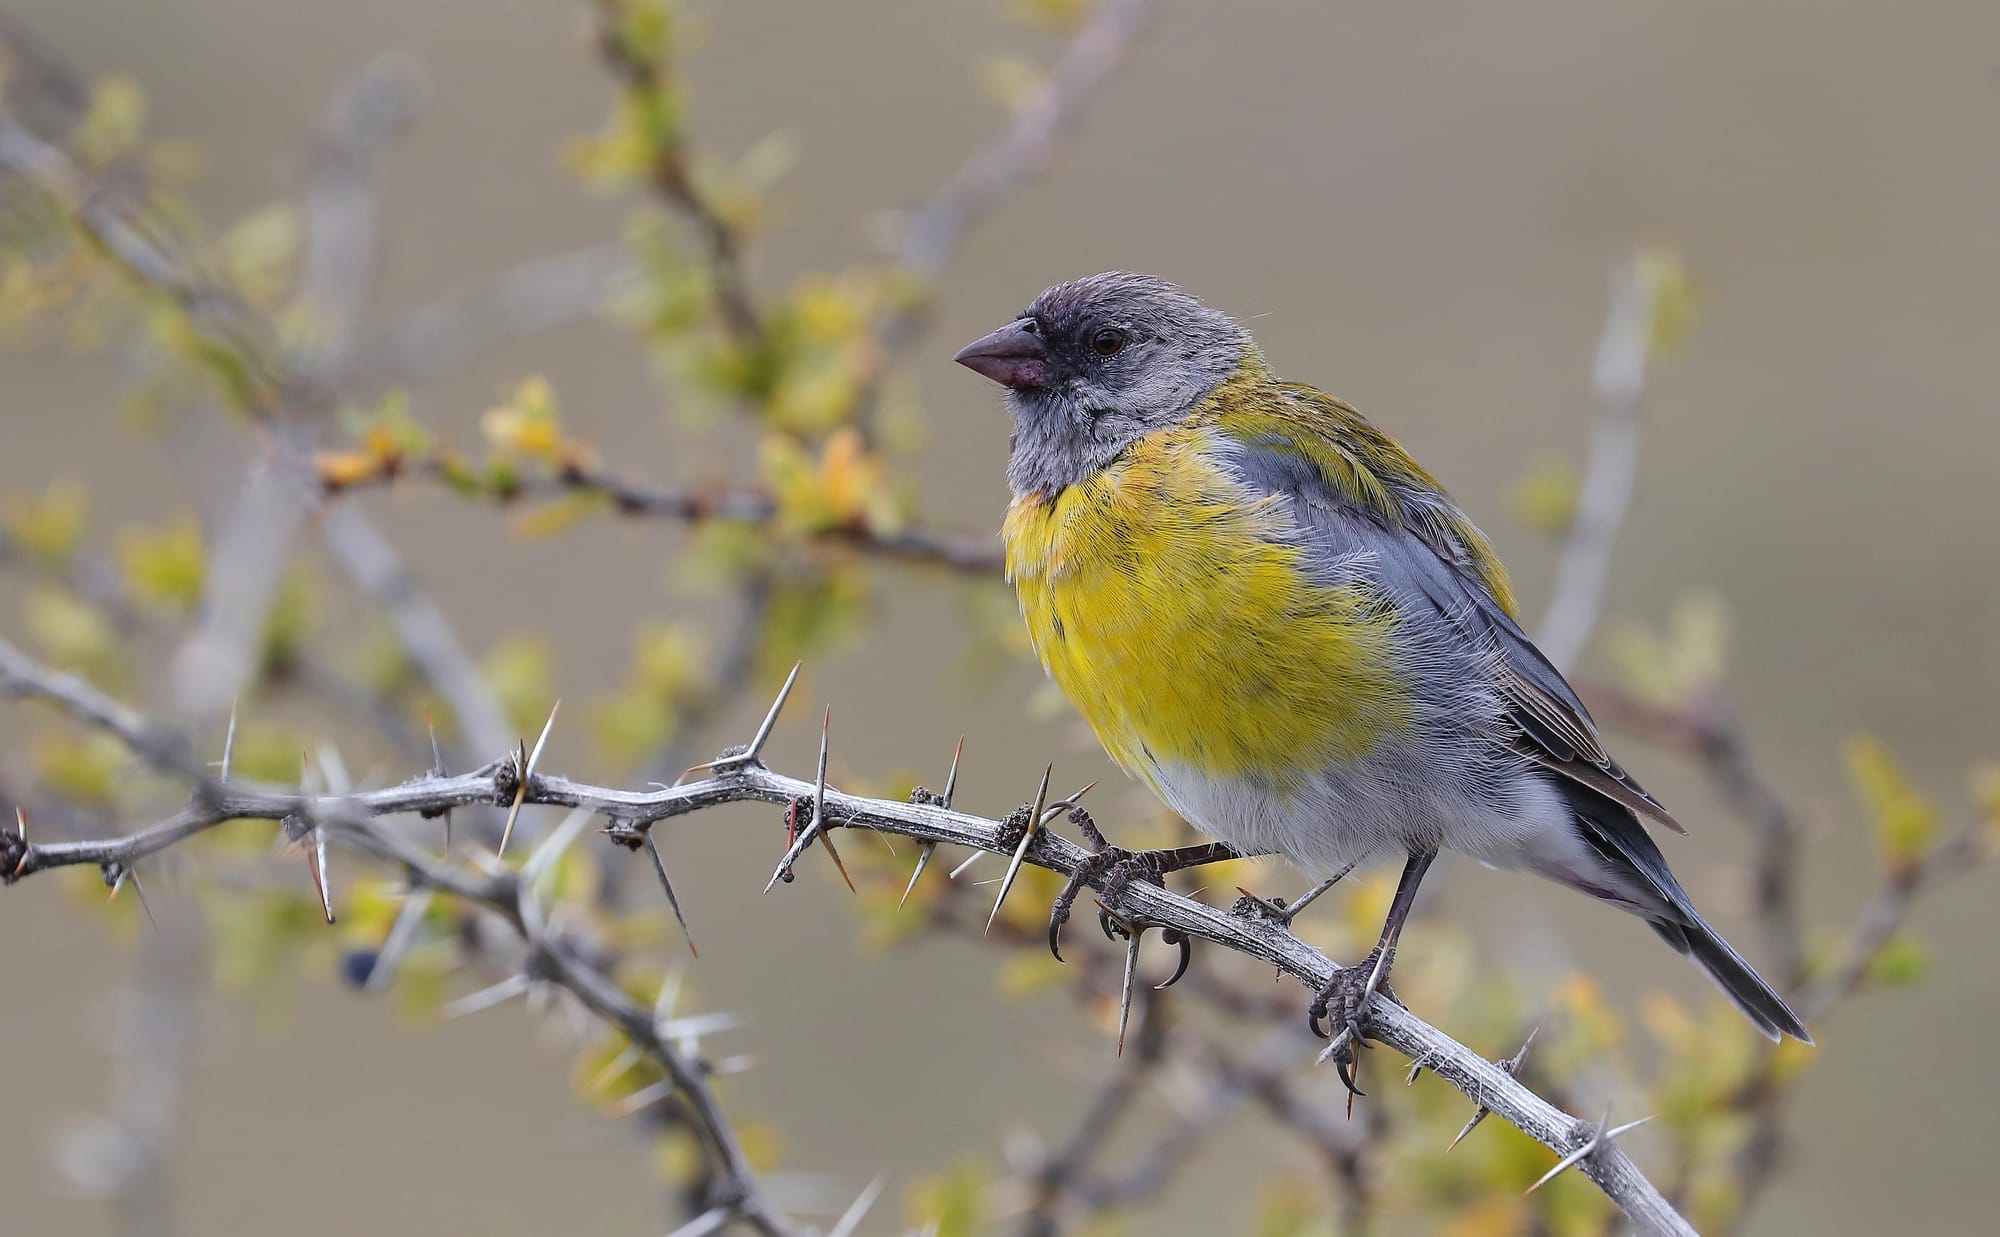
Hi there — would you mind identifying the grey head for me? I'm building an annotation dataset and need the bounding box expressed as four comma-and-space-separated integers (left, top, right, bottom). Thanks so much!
953, 272, 1254, 495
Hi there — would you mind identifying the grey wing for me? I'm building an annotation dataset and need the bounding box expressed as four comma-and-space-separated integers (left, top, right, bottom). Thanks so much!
1231, 443, 1686, 835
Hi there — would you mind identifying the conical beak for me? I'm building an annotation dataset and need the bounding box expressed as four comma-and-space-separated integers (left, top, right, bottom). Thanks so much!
953, 320, 1050, 389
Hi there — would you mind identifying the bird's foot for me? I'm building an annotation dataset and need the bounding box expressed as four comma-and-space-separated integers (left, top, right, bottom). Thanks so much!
1308, 947, 1400, 1098
1047, 838, 1238, 969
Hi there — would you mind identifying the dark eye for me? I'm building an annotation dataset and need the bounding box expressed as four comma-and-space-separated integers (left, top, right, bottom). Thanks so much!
1091, 327, 1127, 357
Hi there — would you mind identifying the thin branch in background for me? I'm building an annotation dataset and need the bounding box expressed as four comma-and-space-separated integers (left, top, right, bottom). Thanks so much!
346, 243, 633, 388
588, 0, 767, 349
166, 450, 318, 727
897, 0, 1157, 281
1017, 984, 1167, 1237
853, 0, 1157, 433
1536, 255, 1665, 672
294, 52, 428, 388
318, 504, 514, 765
50, 913, 206, 1237
317, 455, 1007, 575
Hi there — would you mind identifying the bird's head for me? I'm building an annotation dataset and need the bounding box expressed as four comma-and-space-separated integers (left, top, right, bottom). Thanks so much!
954, 272, 1253, 495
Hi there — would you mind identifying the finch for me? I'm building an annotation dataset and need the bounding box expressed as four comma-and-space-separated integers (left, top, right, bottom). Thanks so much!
955, 272, 1809, 1066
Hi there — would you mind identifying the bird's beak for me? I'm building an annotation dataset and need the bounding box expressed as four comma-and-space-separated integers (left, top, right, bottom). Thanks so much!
953, 320, 1050, 389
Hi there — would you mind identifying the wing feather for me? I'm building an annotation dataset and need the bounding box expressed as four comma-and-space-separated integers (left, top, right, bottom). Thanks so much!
1215, 390, 1686, 835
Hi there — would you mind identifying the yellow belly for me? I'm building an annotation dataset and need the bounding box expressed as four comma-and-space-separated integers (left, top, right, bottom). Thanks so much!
1003, 426, 1413, 793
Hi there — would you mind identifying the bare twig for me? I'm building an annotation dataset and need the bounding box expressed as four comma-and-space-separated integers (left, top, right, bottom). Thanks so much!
317, 454, 1006, 575
318, 504, 515, 763
294, 52, 427, 387
853, 0, 1156, 434
897, 0, 1156, 280
346, 243, 632, 387
1536, 256, 1664, 671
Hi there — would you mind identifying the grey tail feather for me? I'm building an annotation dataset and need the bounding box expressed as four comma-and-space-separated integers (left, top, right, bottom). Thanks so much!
1553, 775, 1813, 1044
1647, 911, 1812, 1044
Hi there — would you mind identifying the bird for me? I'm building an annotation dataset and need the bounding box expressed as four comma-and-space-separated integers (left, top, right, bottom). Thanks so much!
953, 272, 1810, 1084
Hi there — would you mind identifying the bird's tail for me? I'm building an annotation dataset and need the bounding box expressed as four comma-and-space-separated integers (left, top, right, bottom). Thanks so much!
1645, 905, 1811, 1043
1552, 776, 1813, 1044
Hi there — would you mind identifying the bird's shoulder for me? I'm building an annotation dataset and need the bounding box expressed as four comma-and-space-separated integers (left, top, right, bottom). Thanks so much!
1194, 373, 1686, 835
1195, 376, 1518, 616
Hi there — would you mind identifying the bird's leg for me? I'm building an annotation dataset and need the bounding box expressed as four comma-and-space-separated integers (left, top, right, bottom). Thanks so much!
1048, 828, 1245, 965
1308, 848, 1437, 1097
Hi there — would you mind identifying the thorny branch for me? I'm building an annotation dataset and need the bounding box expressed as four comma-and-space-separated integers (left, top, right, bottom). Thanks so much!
0, 635, 1698, 1237
0, 636, 802, 1235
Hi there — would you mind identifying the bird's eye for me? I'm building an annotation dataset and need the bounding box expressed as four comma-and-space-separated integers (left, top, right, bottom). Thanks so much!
1091, 327, 1127, 357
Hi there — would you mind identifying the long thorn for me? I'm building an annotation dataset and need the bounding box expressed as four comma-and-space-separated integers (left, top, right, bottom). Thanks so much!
762, 705, 851, 892
763, 810, 817, 893
1525, 1104, 1648, 1195
1284, 862, 1357, 921
643, 829, 697, 956
425, 706, 446, 774
499, 740, 529, 858
12, 808, 28, 877
523, 807, 593, 885
942, 736, 964, 807
1606, 1113, 1657, 1140
653, 965, 685, 1021
1447, 1024, 1541, 1150
610, 1080, 672, 1118
662, 1208, 732, 1237
307, 830, 335, 923
367, 887, 434, 993
690, 662, 801, 783
818, 829, 856, 895
742, 662, 801, 763
899, 737, 962, 907
527, 698, 560, 771
812, 705, 835, 872
424, 707, 451, 857
126, 866, 159, 934
828, 1173, 887, 1237
108, 867, 160, 933
1115, 920, 1142, 1055
500, 701, 561, 858
590, 1045, 641, 1093
219, 697, 239, 781
986, 764, 1052, 935
1447, 1102, 1489, 1153
440, 973, 529, 1019
949, 850, 982, 879
900, 844, 938, 908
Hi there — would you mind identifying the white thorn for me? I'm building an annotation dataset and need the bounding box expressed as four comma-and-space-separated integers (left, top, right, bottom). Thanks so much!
523, 807, 594, 885
827, 1174, 887, 1237
440, 973, 530, 1019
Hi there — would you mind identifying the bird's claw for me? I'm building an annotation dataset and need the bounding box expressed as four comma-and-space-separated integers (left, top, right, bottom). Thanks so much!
1050, 845, 1162, 963
1308, 948, 1397, 1098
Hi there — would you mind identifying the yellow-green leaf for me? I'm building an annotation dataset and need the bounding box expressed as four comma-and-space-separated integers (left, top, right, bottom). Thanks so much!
1844, 735, 1937, 870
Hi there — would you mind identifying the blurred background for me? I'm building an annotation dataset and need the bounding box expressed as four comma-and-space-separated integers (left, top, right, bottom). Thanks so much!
2, 1, 1996, 1233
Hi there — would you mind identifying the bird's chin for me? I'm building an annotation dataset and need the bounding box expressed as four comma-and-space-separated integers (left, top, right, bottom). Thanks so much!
959, 356, 1050, 389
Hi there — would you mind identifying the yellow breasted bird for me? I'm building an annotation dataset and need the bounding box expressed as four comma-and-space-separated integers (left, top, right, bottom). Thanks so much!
955, 272, 1809, 1075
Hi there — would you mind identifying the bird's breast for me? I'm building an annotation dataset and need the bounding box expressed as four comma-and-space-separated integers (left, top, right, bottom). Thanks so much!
1002, 428, 1415, 789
